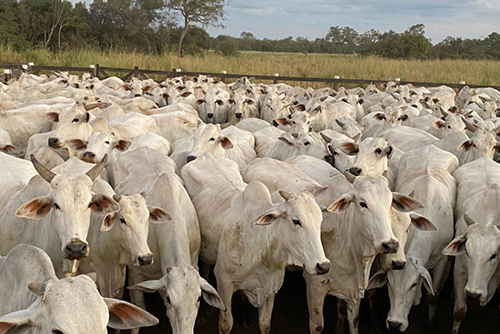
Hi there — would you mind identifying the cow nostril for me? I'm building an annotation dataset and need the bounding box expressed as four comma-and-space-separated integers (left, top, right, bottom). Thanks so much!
316, 262, 330, 275
349, 167, 362, 176
83, 152, 96, 158
466, 291, 481, 300
134, 94, 141, 97
392, 261, 406, 270
387, 321, 402, 330
65, 243, 88, 260
138, 254, 153, 266
48, 137, 59, 148
207, 113, 214, 118
186, 155, 197, 163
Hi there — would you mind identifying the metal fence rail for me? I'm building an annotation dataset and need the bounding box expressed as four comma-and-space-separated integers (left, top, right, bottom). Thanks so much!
1, 63, 499, 91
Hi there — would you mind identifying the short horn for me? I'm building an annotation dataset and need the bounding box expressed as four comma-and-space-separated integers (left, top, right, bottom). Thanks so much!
85, 154, 108, 181
31, 154, 56, 183
113, 194, 122, 202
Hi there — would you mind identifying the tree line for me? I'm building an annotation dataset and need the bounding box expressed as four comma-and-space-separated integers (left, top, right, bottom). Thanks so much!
1, 0, 500, 60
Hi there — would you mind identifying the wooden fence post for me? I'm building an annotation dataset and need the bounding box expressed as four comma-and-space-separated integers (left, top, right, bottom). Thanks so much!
95, 64, 100, 79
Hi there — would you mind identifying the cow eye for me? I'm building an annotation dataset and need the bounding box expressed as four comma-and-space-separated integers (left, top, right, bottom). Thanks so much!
88, 202, 92, 208
410, 282, 417, 289
197, 295, 202, 303
304, 141, 310, 146
53, 203, 60, 210
209, 138, 215, 142
53, 331, 64, 334
72, 117, 79, 122
375, 148, 382, 154
292, 219, 302, 226
166, 296, 172, 304
360, 202, 368, 209
105, 141, 110, 144
333, 151, 338, 156
120, 217, 126, 225
397, 117, 401, 121
292, 121, 296, 124
491, 253, 498, 260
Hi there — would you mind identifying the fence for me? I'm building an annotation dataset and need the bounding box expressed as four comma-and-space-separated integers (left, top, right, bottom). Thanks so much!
1, 63, 499, 92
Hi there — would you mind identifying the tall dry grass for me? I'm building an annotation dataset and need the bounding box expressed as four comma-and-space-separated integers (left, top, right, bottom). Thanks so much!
1, 46, 499, 87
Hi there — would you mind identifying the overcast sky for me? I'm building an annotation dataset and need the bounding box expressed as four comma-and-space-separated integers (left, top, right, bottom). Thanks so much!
72, 0, 499, 44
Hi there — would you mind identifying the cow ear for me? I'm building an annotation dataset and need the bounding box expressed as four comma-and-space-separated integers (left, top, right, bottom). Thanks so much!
327, 194, 353, 213
278, 134, 294, 147
252, 209, 285, 226
113, 140, 131, 152
418, 265, 435, 295
457, 140, 473, 152
494, 142, 500, 154
91, 194, 120, 215
16, 196, 53, 220
180, 91, 192, 98
147, 206, 172, 223
433, 120, 445, 129
367, 270, 387, 290
218, 136, 233, 150
66, 139, 88, 151
409, 213, 437, 231
442, 235, 467, 256
374, 113, 386, 121
127, 279, 163, 293
101, 213, 116, 231
391, 192, 424, 212
28, 282, 49, 296
385, 145, 394, 159
45, 112, 59, 123
122, 85, 131, 91
0, 309, 34, 334
1, 145, 23, 158
103, 298, 159, 330
200, 277, 226, 311
338, 141, 359, 155
319, 132, 332, 143
274, 117, 289, 126
196, 99, 205, 105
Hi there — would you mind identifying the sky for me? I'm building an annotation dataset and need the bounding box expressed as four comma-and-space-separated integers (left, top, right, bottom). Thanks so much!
71, 0, 500, 44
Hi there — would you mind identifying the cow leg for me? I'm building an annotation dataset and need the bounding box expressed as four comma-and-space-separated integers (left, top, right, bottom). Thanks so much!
451, 257, 468, 334
366, 289, 383, 334
336, 299, 347, 334
346, 301, 360, 334
427, 257, 451, 329
304, 273, 326, 334
258, 293, 276, 334
127, 269, 147, 334
217, 282, 235, 334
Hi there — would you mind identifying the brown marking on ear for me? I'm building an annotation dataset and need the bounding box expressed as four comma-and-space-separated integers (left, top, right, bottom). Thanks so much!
148, 207, 172, 222
66, 139, 88, 151
219, 136, 234, 149
122, 85, 131, 91
458, 140, 473, 152
274, 118, 290, 126
15, 197, 53, 220
433, 120, 445, 129
114, 140, 131, 152
374, 113, 386, 121
392, 193, 424, 212
180, 91, 192, 98
45, 112, 59, 123
91, 194, 120, 215
102, 213, 116, 231
196, 99, 205, 105
294, 104, 305, 111
338, 141, 359, 155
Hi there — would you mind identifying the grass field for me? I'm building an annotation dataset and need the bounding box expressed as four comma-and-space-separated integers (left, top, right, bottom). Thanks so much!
1, 47, 499, 87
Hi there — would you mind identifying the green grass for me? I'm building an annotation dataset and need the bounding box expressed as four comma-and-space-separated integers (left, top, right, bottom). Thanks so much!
1, 46, 499, 87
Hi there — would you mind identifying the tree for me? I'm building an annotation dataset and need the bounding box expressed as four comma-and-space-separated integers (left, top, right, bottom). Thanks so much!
165, 0, 229, 56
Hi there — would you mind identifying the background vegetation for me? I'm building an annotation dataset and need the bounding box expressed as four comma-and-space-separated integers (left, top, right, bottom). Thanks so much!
1, 0, 500, 86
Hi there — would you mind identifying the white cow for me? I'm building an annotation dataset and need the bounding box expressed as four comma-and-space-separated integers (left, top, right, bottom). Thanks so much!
181, 153, 329, 334
0, 153, 119, 277
369, 145, 458, 332
196, 88, 230, 124
304, 175, 423, 334
227, 90, 259, 125
0, 244, 159, 334
113, 148, 221, 334
442, 156, 500, 334
78, 179, 167, 299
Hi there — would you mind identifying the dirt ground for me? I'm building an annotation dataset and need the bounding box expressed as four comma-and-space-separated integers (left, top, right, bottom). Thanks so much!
118, 268, 500, 334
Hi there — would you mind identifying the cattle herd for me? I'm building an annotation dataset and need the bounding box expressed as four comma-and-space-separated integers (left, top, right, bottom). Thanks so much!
0, 71, 499, 334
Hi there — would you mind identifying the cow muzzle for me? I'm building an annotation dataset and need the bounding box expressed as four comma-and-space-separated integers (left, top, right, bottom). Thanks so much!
81, 151, 98, 163
64, 240, 89, 260
316, 261, 330, 275
235, 113, 242, 119
387, 320, 403, 331
48, 137, 61, 149
137, 253, 154, 266
391, 260, 406, 270
348, 166, 362, 176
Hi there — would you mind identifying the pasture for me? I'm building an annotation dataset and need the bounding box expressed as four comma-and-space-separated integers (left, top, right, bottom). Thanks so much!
1, 47, 500, 87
